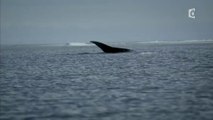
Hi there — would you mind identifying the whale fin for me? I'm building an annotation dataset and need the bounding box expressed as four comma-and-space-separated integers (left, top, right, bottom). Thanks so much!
90, 41, 131, 53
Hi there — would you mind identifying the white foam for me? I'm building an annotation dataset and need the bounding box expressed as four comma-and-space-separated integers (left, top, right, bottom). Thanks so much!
139, 52, 153, 55
65, 42, 93, 46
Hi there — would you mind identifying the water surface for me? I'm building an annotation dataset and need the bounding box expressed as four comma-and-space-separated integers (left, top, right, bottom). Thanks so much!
1, 43, 213, 120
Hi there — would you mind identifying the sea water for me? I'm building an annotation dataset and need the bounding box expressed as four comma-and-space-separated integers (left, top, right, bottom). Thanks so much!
1, 43, 213, 120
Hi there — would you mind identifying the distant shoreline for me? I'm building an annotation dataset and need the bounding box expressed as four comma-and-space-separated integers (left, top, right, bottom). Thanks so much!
1, 40, 213, 46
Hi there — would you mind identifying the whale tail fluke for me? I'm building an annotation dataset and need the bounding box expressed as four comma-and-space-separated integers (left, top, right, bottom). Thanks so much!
90, 41, 131, 53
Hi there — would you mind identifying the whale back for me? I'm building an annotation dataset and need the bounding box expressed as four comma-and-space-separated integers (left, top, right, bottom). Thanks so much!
90, 41, 130, 53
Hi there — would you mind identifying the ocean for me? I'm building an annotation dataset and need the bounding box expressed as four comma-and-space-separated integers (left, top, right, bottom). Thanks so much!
1, 42, 213, 120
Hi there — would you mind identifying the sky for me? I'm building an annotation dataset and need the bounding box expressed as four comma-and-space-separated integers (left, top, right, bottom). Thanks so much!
1, 0, 213, 44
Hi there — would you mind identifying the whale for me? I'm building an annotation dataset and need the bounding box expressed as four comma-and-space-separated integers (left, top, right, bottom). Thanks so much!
90, 41, 131, 53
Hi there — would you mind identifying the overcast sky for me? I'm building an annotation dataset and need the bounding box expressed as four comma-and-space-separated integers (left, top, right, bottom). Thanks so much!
1, 0, 213, 44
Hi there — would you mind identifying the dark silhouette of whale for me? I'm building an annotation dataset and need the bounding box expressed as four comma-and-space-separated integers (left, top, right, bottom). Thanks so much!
90, 41, 131, 53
